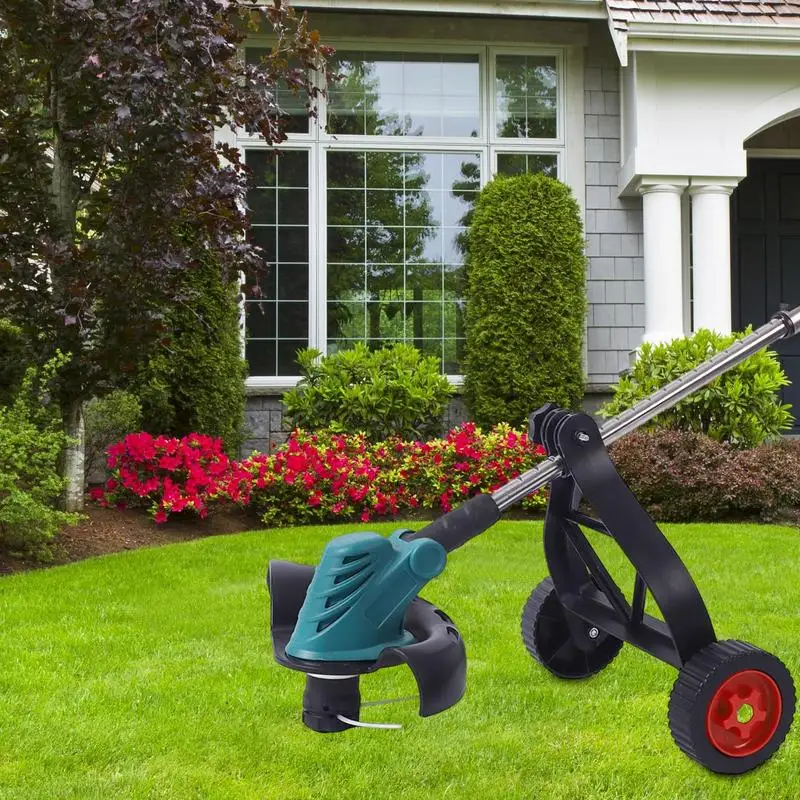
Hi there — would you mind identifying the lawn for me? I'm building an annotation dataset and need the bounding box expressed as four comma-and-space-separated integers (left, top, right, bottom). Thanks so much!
1, 520, 800, 799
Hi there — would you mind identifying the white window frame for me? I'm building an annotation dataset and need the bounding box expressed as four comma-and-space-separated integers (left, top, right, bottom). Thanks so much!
236, 38, 579, 390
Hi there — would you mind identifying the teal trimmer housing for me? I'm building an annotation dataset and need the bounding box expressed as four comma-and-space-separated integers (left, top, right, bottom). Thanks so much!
286, 529, 447, 662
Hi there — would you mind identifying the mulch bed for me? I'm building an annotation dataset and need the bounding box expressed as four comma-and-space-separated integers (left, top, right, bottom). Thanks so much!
0, 505, 258, 577
0, 502, 548, 578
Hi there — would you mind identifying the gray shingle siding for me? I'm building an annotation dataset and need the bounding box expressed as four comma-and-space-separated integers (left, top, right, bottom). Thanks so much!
584, 29, 644, 389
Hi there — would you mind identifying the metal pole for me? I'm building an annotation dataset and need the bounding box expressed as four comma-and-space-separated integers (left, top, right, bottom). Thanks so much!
491, 307, 800, 512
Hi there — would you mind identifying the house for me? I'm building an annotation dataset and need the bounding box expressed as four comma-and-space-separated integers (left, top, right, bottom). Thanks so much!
233, 0, 800, 452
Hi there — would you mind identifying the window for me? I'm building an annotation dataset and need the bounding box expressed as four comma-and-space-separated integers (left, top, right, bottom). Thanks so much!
240, 44, 567, 382
496, 152, 558, 178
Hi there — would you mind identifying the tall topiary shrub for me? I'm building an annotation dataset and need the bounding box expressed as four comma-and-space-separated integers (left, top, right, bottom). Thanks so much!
132, 256, 247, 456
463, 173, 587, 427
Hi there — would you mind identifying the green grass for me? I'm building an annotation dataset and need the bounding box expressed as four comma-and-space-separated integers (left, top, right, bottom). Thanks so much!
1, 521, 800, 799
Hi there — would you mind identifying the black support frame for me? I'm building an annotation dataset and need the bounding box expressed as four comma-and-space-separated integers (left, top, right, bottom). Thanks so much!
533, 407, 717, 670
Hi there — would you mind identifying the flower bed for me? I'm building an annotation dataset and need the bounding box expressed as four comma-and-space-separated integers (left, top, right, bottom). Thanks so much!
91, 424, 548, 526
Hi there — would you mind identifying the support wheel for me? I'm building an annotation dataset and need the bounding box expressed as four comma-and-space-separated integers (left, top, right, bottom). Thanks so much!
668, 640, 795, 774
521, 577, 623, 679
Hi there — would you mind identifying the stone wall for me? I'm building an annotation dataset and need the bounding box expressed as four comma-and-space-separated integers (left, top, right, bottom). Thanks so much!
241, 394, 471, 457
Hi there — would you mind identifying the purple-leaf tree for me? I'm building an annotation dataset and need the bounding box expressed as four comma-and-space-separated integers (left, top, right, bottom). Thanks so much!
0, 0, 331, 509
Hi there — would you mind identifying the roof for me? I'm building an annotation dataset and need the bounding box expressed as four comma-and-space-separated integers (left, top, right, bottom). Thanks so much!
606, 0, 800, 34
604, 0, 800, 65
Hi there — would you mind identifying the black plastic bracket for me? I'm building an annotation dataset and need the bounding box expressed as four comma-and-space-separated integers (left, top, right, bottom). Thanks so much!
267, 560, 467, 731
531, 407, 717, 669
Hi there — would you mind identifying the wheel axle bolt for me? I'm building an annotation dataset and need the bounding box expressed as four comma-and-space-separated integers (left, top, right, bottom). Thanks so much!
589, 627, 600, 639
576, 432, 590, 443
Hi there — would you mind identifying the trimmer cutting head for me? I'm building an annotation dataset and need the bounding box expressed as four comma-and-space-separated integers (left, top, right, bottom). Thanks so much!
267, 529, 466, 732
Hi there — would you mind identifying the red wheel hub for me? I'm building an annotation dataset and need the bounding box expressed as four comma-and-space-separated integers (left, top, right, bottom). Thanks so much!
705, 669, 783, 757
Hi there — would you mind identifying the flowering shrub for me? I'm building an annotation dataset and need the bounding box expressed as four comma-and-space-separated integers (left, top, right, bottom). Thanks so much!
91, 424, 548, 526
90, 432, 241, 522
237, 423, 547, 526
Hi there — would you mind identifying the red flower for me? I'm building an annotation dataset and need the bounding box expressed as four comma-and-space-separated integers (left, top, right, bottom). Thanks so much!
89, 488, 105, 501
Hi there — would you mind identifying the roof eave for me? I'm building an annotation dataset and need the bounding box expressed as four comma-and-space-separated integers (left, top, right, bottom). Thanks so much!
626, 20, 800, 42
287, 0, 607, 20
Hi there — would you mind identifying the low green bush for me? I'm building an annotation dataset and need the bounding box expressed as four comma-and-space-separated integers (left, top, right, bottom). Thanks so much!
282, 343, 453, 440
0, 353, 79, 559
601, 328, 793, 448
610, 428, 800, 522
463, 173, 587, 427
84, 390, 143, 480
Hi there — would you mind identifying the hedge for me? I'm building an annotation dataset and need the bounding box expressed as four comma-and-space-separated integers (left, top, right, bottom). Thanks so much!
282, 343, 453, 441
601, 328, 793, 448
611, 428, 800, 522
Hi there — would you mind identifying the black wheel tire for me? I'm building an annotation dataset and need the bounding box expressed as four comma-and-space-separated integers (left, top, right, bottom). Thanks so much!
668, 640, 796, 774
521, 577, 623, 679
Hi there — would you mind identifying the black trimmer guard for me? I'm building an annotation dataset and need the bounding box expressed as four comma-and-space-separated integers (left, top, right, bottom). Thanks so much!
268, 559, 467, 731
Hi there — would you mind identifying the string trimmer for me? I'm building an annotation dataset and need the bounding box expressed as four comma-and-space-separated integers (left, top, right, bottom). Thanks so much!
267, 307, 800, 774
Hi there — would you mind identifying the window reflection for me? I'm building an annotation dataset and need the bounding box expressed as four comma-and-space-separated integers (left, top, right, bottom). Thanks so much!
327, 150, 478, 372
245, 48, 310, 134
497, 152, 559, 177
496, 54, 558, 139
240, 46, 565, 378
327, 51, 480, 138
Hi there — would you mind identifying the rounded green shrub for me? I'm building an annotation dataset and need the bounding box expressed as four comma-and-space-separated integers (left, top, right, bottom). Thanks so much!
600, 327, 793, 448
463, 173, 587, 427
132, 258, 247, 456
283, 343, 453, 440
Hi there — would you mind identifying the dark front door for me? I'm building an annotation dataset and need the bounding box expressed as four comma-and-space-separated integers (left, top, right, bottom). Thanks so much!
732, 157, 800, 433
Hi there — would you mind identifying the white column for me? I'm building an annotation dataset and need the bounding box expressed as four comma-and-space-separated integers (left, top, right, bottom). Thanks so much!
689, 184, 735, 334
638, 183, 686, 344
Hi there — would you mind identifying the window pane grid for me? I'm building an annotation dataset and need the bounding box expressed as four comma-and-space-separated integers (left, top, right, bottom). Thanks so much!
495, 54, 558, 140
496, 152, 559, 178
245, 150, 310, 376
